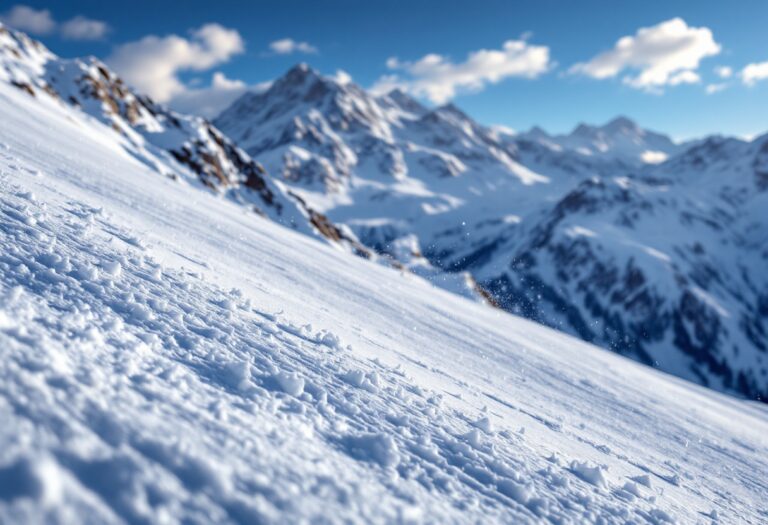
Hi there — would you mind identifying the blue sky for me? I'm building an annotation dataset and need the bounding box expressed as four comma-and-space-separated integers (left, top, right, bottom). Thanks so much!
4, 0, 768, 140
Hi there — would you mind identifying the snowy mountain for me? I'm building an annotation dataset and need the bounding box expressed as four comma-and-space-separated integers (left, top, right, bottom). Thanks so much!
466, 163, 768, 397
215, 64, 768, 402
215, 63, 547, 301
0, 23, 377, 258
2, 33, 768, 523
515, 117, 684, 165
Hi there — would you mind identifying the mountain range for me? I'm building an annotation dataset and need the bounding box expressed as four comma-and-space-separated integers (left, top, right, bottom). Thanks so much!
215, 63, 768, 401
2, 25, 766, 401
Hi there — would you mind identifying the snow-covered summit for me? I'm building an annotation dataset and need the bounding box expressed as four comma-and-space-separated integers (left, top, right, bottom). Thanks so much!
0, 23, 295, 218
215, 64, 543, 187
516, 116, 682, 165
377, 87, 429, 118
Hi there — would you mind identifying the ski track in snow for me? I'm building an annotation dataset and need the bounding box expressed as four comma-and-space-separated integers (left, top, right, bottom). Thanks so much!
0, 85, 767, 523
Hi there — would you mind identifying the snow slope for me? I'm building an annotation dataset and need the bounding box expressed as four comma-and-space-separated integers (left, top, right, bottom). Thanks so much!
1, 66, 767, 524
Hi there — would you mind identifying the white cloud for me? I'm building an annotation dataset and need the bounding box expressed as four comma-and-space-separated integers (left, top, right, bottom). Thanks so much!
333, 70, 352, 85
705, 83, 728, 94
211, 71, 246, 90
169, 72, 271, 118
60, 15, 109, 40
107, 24, 245, 103
0, 5, 110, 41
370, 74, 407, 97
741, 61, 768, 86
641, 150, 669, 164
268, 38, 317, 55
0, 5, 55, 34
570, 18, 720, 91
667, 70, 700, 86
714, 66, 732, 79
371, 40, 551, 104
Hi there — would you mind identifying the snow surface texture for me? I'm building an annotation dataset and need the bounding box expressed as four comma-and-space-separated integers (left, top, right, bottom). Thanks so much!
214, 65, 768, 401
1, 66, 768, 524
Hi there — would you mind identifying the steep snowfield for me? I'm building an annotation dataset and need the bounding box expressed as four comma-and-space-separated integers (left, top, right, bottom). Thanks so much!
2, 74, 768, 524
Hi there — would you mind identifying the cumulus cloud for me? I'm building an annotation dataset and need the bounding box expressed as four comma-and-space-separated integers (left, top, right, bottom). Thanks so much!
60, 15, 109, 40
741, 61, 768, 86
0, 5, 110, 40
333, 70, 353, 85
570, 18, 720, 91
0, 5, 55, 34
667, 70, 700, 85
705, 83, 728, 94
107, 24, 245, 103
371, 40, 551, 104
268, 38, 317, 55
714, 66, 732, 79
170, 72, 272, 118
369, 74, 407, 97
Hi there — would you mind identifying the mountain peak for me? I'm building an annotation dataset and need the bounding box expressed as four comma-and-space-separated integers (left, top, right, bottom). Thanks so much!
383, 88, 427, 116
276, 63, 323, 87
434, 102, 471, 121
606, 115, 636, 127
603, 116, 639, 134
571, 123, 596, 137
251, 62, 352, 109
524, 125, 550, 139
387, 87, 409, 98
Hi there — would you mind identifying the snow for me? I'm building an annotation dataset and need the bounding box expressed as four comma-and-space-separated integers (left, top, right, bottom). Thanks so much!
272, 371, 306, 397
641, 150, 669, 164
1, 73, 767, 524
690, 286, 731, 318
565, 225, 598, 238
569, 461, 608, 488
343, 433, 400, 468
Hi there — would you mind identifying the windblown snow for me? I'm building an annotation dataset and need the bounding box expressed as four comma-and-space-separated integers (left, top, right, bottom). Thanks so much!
1, 60, 767, 524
